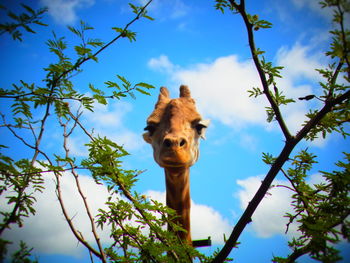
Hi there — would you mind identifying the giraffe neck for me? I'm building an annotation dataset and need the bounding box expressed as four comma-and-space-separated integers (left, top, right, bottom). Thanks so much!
164, 167, 191, 244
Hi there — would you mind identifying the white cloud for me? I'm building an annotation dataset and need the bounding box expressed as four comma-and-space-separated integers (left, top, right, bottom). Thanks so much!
148, 55, 177, 73
41, 0, 95, 25
1, 172, 231, 257
235, 173, 328, 238
85, 101, 132, 128
67, 100, 145, 156
145, 190, 232, 244
291, 0, 333, 19
148, 42, 330, 145
168, 0, 189, 19
174, 55, 268, 129
276, 43, 324, 82
236, 176, 296, 238
1, 171, 112, 257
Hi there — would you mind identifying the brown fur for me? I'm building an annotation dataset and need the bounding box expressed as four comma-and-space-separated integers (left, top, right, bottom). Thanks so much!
143, 85, 209, 244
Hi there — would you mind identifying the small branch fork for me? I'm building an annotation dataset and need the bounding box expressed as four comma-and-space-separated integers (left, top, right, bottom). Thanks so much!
212, 0, 350, 262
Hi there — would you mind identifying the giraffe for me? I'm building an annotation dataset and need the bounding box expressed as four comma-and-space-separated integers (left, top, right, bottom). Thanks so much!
143, 85, 209, 245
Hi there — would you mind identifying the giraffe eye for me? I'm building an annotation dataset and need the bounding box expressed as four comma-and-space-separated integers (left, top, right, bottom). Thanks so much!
193, 119, 210, 139
195, 123, 206, 135
144, 123, 157, 136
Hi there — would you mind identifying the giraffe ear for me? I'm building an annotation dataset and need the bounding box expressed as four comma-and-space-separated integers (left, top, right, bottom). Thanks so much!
179, 85, 191, 98
143, 132, 152, 144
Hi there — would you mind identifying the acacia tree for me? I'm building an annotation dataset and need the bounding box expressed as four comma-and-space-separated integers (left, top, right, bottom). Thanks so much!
0, 0, 349, 263
212, 0, 350, 262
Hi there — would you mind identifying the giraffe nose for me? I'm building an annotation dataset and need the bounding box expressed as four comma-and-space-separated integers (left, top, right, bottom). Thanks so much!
163, 136, 187, 148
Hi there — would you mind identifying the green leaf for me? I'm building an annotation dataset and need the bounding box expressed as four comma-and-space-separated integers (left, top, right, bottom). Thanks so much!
117, 75, 131, 89
87, 38, 104, 47
80, 20, 93, 31
135, 82, 155, 90
22, 24, 35, 34
128, 3, 139, 14
143, 14, 154, 21
136, 87, 150, 96
93, 94, 107, 105
68, 25, 82, 37
248, 87, 263, 98
262, 152, 276, 165
112, 27, 123, 34
75, 45, 91, 56
89, 83, 102, 94
8, 11, 19, 21
105, 80, 120, 89
33, 20, 48, 26
20, 4, 35, 15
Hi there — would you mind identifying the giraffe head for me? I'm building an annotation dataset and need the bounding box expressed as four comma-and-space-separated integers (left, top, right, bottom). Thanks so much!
143, 85, 209, 169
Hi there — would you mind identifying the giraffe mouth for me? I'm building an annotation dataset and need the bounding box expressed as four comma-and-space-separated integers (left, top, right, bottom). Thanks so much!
159, 151, 191, 167
162, 160, 187, 167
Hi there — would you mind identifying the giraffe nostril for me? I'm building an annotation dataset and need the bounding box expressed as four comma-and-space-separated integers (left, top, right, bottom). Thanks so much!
163, 138, 172, 148
179, 138, 186, 147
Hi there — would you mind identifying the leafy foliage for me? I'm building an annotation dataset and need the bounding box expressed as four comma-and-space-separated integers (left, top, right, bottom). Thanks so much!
0, 0, 349, 262
273, 152, 350, 263
0, 4, 47, 41
0, 1, 211, 262
212, 0, 349, 262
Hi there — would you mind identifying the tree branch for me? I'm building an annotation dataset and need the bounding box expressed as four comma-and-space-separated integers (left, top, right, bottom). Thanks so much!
212, 0, 350, 261
213, 86, 350, 262
336, 3, 350, 78
60, 116, 107, 262
228, 0, 292, 141
109, 165, 181, 261
55, 0, 153, 84
54, 171, 102, 259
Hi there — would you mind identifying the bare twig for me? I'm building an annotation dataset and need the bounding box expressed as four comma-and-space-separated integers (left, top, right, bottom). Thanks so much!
60, 115, 107, 262
54, 171, 102, 258
61, 109, 105, 258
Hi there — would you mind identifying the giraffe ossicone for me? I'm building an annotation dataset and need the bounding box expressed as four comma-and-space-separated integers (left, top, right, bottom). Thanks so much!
143, 85, 209, 244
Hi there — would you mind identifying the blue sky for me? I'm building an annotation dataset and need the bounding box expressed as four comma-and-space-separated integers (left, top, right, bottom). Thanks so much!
0, 0, 349, 262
